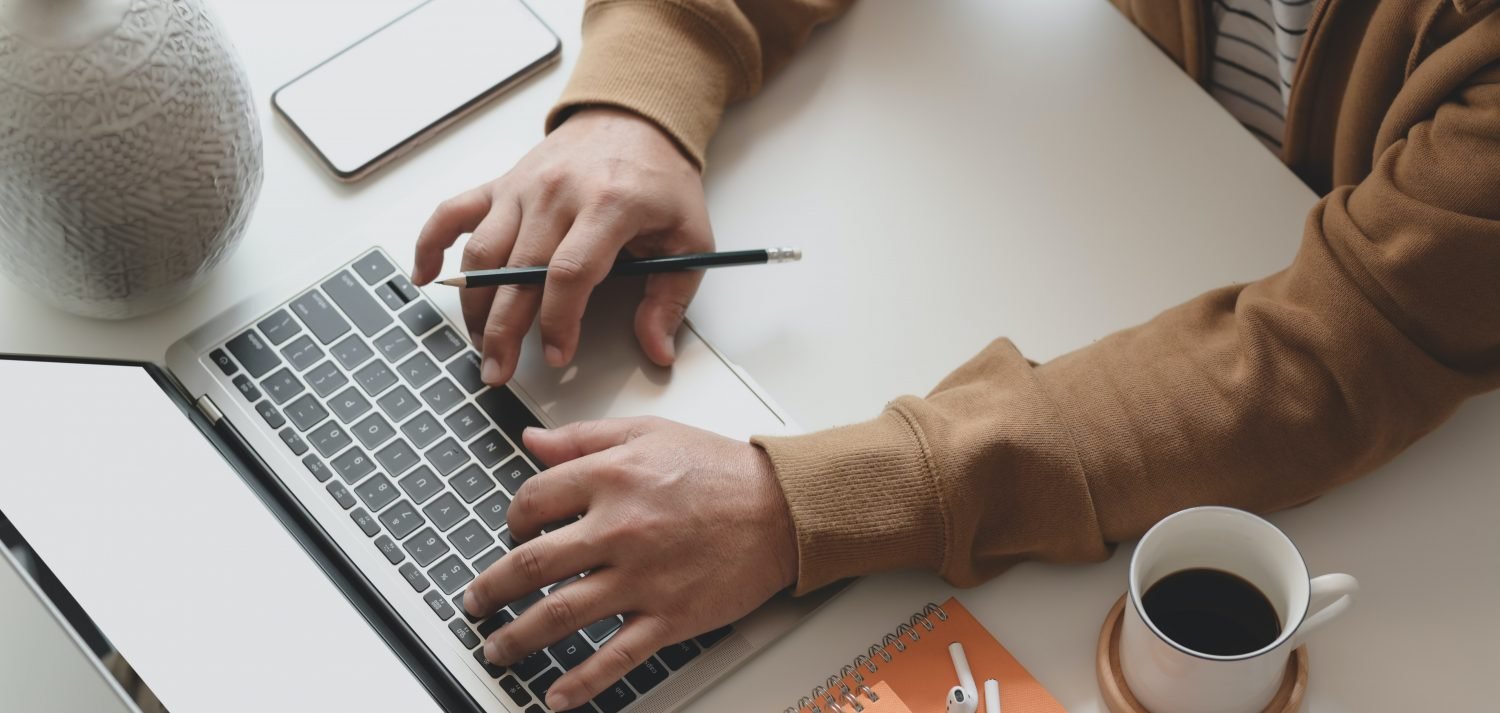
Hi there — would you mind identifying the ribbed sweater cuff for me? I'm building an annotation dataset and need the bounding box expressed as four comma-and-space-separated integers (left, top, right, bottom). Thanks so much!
752, 411, 946, 595
546, 0, 745, 169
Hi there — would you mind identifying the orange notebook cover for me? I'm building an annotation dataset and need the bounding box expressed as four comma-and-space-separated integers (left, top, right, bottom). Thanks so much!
785, 597, 1066, 713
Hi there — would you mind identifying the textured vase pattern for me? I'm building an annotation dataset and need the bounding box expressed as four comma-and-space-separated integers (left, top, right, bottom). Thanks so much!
0, 0, 262, 319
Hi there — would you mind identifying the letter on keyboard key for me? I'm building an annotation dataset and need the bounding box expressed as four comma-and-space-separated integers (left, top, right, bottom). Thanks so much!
379, 500, 425, 539
446, 352, 485, 393
475, 490, 511, 530
422, 492, 466, 532
447, 519, 491, 558
424, 437, 469, 476
625, 656, 669, 695
404, 528, 450, 567
374, 439, 419, 477
467, 430, 514, 468
443, 404, 486, 442
354, 473, 398, 511
226, 330, 282, 378
377, 386, 420, 422
351, 412, 396, 449
289, 290, 352, 345
328, 386, 372, 423
547, 633, 595, 671
494, 457, 536, 496
592, 679, 636, 713
397, 466, 443, 505
429, 554, 475, 595
353, 251, 396, 285
322, 270, 393, 336
398, 300, 443, 336
401, 412, 444, 449
257, 308, 301, 346
451, 465, 496, 503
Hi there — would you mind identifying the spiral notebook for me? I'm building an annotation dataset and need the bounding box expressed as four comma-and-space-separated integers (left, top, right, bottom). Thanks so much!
784, 597, 1066, 713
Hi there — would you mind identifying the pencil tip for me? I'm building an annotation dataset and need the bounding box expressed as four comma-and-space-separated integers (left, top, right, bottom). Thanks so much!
435, 277, 464, 287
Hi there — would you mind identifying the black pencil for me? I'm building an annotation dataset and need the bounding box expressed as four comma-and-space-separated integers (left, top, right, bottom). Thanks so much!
435, 248, 802, 288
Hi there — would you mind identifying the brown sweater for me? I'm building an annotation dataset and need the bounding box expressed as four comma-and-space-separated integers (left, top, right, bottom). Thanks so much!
548, 0, 1500, 595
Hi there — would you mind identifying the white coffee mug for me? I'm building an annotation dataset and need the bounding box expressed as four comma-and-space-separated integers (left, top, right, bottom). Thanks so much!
1120, 507, 1358, 713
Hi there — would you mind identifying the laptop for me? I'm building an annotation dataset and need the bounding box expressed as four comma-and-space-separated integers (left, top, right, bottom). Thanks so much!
0, 246, 839, 713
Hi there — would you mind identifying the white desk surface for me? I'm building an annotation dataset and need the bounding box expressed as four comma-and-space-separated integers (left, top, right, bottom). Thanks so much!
2, 0, 1495, 711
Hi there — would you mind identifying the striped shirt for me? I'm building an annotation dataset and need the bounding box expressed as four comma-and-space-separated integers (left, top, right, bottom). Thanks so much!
1209, 0, 1317, 152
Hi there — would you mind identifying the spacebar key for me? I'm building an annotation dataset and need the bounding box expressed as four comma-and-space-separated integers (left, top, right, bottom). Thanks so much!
322, 269, 392, 336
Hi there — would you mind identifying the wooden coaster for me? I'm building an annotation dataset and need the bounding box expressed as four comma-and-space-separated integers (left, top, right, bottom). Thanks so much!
1096, 594, 1308, 713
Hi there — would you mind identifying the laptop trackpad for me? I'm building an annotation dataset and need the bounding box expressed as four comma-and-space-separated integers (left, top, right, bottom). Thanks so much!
0, 360, 440, 713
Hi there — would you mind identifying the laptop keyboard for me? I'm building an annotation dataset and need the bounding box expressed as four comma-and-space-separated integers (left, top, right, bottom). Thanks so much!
204, 249, 729, 713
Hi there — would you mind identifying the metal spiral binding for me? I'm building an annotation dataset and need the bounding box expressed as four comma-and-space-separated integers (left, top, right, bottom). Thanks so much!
785, 602, 948, 712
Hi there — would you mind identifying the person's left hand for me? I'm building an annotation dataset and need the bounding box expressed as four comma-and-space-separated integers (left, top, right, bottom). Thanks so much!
462, 417, 799, 711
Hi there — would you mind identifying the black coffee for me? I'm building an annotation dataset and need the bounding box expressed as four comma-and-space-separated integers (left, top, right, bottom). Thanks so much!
1141, 568, 1281, 657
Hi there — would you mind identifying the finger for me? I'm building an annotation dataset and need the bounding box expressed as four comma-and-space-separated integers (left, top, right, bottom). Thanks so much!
483, 571, 625, 668
480, 208, 571, 386
537, 208, 637, 367
505, 454, 597, 542
522, 418, 657, 468
458, 201, 522, 344
634, 268, 703, 367
543, 614, 673, 712
463, 526, 602, 620
413, 187, 491, 285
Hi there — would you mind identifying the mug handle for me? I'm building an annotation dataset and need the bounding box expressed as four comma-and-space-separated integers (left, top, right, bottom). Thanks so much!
1289, 573, 1358, 649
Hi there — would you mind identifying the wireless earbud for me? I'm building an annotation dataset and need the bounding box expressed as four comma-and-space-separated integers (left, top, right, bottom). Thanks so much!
946, 642, 979, 713
984, 678, 1001, 713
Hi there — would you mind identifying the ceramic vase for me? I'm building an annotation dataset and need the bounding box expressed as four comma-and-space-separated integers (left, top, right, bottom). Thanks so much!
0, 0, 262, 319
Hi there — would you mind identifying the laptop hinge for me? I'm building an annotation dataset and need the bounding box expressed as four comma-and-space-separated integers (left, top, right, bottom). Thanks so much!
193, 395, 224, 425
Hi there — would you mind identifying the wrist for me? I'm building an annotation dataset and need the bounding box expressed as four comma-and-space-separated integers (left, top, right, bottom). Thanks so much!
556, 105, 698, 172
753, 443, 800, 591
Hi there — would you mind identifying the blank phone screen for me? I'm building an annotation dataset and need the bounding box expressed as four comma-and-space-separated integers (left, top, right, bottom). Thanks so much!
273, 0, 558, 178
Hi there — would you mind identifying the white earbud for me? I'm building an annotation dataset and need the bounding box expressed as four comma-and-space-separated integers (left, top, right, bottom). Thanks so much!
945, 642, 979, 713
984, 678, 1001, 713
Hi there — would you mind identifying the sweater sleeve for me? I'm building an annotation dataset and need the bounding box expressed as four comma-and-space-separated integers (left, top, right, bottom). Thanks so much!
755, 67, 1500, 595
546, 0, 856, 169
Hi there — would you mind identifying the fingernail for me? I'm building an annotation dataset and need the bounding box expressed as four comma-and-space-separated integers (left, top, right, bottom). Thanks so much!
544, 344, 565, 367
481, 357, 501, 384
484, 639, 504, 665
469, 331, 482, 347
462, 589, 477, 616
524, 426, 545, 437
546, 690, 572, 711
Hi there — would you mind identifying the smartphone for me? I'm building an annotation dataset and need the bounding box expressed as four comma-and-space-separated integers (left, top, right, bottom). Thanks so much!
272, 0, 560, 182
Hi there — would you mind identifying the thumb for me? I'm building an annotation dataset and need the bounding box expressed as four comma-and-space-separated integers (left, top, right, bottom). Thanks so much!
634, 269, 703, 367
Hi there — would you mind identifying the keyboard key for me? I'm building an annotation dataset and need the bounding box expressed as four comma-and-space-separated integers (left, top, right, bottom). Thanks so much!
592, 679, 636, 713
257, 308, 301, 345
656, 640, 700, 670
548, 632, 595, 671
478, 609, 514, 638
290, 289, 352, 345
498, 675, 531, 706
351, 412, 397, 450
422, 492, 467, 532
331, 447, 375, 483
374, 439, 419, 477
696, 626, 733, 648
391, 274, 422, 302
323, 270, 393, 336
302, 454, 332, 482
328, 386, 372, 423
524, 706, 544, 713
308, 421, 353, 458
584, 616, 623, 644
512, 649, 552, 681
625, 656, 668, 695
374, 283, 405, 311
476, 386, 544, 446
353, 251, 396, 285
397, 466, 443, 505
304, 360, 348, 397
330, 334, 374, 370
420, 378, 464, 415
278, 428, 309, 455
449, 618, 482, 649
375, 535, 405, 564
280, 335, 324, 371
255, 401, 285, 429
226, 330, 282, 378
472, 547, 504, 575
231, 374, 262, 401
209, 348, 237, 376
424, 437, 469, 476
444, 404, 488, 441
494, 457, 537, 496
508, 590, 544, 616
378, 500, 425, 539
423, 327, 466, 362
284, 394, 329, 431
397, 353, 441, 389
373, 326, 417, 361
526, 668, 562, 703
404, 528, 450, 567
350, 508, 380, 537
446, 352, 486, 393
398, 299, 443, 336
448, 519, 491, 558
451, 465, 496, 503
429, 555, 475, 595
468, 430, 514, 468
354, 361, 398, 397
497, 529, 521, 551
473, 647, 505, 677
354, 473, 398, 511
377, 386, 421, 423
260, 368, 305, 405
422, 589, 455, 620
401, 412, 444, 449
399, 563, 429, 593
326, 481, 357, 510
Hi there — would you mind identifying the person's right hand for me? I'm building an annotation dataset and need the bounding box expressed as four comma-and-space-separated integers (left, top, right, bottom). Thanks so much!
411, 108, 714, 387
